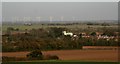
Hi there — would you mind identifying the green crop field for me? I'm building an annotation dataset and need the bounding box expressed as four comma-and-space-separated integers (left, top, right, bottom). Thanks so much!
2, 61, 119, 64
2, 24, 118, 32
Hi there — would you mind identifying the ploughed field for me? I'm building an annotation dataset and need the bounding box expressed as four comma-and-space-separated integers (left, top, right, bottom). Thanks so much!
2, 46, 119, 62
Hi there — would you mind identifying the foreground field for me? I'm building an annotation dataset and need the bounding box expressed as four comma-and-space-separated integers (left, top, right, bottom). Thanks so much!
2, 46, 118, 62
2, 61, 119, 64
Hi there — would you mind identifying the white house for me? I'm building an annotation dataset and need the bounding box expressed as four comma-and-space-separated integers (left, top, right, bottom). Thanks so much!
63, 31, 73, 36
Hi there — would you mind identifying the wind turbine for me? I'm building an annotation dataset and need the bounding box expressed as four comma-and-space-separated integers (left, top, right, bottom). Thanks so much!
49, 16, 53, 23
11, 17, 15, 25
23, 17, 26, 24
14, 17, 19, 24
27, 17, 31, 22
23, 17, 31, 23
36, 16, 42, 23
61, 16, 64, 22
0, 16, 2, 26
72, 17, 75, 21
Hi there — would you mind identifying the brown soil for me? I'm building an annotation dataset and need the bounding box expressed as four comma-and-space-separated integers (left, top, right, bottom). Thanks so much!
1, 46, 119, 62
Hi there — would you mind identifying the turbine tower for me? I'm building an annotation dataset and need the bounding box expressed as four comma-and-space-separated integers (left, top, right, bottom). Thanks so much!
11, 17, 15, 25
72, 17, 75, 21
23, 17, 31, 23
49, 16, 53, 23
23, 17, 28, 24
36, 16, 42, 23
61, 16, 64, 22
27, 17, 31, 22
14, 17, 19, 23
23, 17, 26, 24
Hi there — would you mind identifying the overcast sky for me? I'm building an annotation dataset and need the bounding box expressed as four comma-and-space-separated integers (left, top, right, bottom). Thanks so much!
2, 0, 119, 2
2, 2, 118, 22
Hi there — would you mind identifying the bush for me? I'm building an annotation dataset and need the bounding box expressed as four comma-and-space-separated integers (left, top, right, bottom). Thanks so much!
90, 32, 96, 36
43, 54, 59, 60
49, 55, 59, 60
26, 50, 43, 60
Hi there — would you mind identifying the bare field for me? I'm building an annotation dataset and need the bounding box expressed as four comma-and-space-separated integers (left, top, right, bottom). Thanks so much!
2, 46, 119, 62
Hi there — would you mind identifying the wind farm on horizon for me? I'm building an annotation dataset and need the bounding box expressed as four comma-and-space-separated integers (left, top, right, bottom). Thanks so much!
2, 16, 117, 24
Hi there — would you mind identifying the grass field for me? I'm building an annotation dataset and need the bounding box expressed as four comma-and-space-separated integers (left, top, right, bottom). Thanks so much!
2, 24, 118, 32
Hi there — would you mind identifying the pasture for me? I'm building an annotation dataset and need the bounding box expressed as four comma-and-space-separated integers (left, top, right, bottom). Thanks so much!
2, 24, 118, 32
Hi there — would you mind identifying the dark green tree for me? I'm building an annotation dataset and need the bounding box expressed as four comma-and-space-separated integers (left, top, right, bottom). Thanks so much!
90, 32, 96, 36
27, 50, 43, 60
